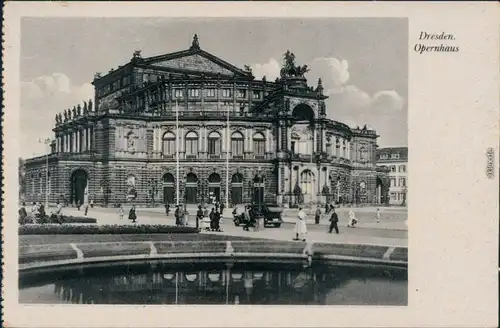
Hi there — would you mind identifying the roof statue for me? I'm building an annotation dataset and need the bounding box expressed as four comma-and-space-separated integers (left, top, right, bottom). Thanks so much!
83, 101, 88, 114
63, 109, 68, 122
77, 104, 82, 116
72, 106, 77, 118
244, 65, 253, 75
55, 114, 59, 124
280, 50, 310, 78
190, 34, 200, 51
94, 72, 102, 80
316, 78, 324, 93
133, 50, 142, 58
88, 99, 93, 111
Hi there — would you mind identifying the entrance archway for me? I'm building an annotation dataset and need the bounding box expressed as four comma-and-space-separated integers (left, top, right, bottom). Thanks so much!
300, 170, 315, 204
163, 173, 175, 205
231, 173, 243, 205
70, 169, 88, 205
208, 173, 221, 204
185, 173, 198, 204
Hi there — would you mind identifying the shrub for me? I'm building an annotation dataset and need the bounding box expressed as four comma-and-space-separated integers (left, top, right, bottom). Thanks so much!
19, 224, 199, 235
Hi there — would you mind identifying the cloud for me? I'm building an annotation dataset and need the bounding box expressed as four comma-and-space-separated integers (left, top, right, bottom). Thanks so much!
251, 58, 281, 80
250, 56, 406, 146
21, 73, 94, 158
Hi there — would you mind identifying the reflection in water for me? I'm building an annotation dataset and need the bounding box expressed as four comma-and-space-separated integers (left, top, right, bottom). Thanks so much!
19, 262, 407, 305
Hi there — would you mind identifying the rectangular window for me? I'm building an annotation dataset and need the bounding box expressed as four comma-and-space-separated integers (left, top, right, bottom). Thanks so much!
208, 138, 221, 155
163, 140, 175, 155
253, 90, 260, 99
237, 89, 247, 98
390, 178, 396, 187
254, 140, 265, 156
221, 89, 231, 98
399, 165, 406, 173
185, 139, 198, 155
391, 193, 396, 200
231, 139, 244, 156
391, 154, 400, 159
399, 178, 406, 187
206, 89, 216, 97
189, 89, 200, 98
174, 89, 184, 99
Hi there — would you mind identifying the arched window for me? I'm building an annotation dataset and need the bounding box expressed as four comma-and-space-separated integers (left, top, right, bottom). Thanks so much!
335, 137, 341, 157
185, 131, 198, 156
162, 132, 176, 156
253, 132, 266, 157
391, 165, 396, 173
231, 132, 244, 157
208, 131, 221, 157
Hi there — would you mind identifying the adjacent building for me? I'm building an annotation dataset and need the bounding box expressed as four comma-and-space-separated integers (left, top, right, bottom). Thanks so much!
23, 35, 390, 207
376, 147, 408, 206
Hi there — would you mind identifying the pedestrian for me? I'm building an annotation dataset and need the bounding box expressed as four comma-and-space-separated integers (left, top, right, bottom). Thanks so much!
330, 203, 335, 213
174, 205, 180, 226
84, 202, 89, 216
220, 202, 225, 217
348, 209, 357, 228
128, 204, 137, 224
324, 203, 330, 215
294, 207, 307, 241
215, 209, 222, 232
165, 202, 170, 215
315, 207, 322, 224
182, 204, 189, 226
196, 205, 203, 230
243, 205, 252, 231
209, 208, 216, 231
90, 199, 94, 208
328, 208, 339, 234
38, 203, 46, 218
376, 208, 381, 223
118, 204, 124, 220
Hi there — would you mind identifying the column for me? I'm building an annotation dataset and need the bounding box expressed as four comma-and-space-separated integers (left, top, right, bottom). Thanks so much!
248, 127, 253, 152
180, 127, 185, 153
153, 127, 157, 152
347, 141, 351, 160
203, 126, 207, 152
322, 130, 326, 152
265, 129, 270, 154
286, 125, 291, 151
221, 128, 226, 153
77, 130, 81, 153
82, 129, 87, 152
312, 126, 317, 155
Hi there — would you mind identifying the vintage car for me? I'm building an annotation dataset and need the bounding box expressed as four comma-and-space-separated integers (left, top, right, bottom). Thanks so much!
233, 204, 284, 228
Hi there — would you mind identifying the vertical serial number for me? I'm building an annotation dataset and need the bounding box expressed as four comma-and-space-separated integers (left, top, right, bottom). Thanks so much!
486, 148, 494, 179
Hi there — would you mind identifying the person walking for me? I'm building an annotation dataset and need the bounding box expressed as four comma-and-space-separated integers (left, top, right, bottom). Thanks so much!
315, 207, 322, 224
215, 209, 222, 232
77, 200, 82, 211
294, 207, 307, 241
90, 199, 94, 208
84, 202, 89, 216
243, 206, 253, 231
328, 208, 339, 234
375, 208, 381, 223
220, 202, 225, 217
118, 204, 124, 220
196, 205, 203, 230
347, 209, 357, 228
174, 205, 180, 226
165, 202, 170, 215
128, 205, 137, 224
209, 208, 216, 231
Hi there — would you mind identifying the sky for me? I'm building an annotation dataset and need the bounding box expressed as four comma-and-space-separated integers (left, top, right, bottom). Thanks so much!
20, 17, 408, 158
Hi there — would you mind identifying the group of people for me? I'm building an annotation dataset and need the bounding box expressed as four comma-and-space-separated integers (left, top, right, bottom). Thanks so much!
294, 206, 382, 240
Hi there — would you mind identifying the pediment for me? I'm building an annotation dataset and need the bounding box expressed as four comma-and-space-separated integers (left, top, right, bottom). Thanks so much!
145, 51, 246, 77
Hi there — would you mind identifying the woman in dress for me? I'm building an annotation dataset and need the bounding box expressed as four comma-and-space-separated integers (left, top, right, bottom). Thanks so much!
128, 205, 137, 224
347, 209, 357, 228
294, 207, 307, 241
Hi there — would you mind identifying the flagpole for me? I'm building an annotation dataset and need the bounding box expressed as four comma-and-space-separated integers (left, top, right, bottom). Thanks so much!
225, 102, 230, 209
176, 101, 180, 206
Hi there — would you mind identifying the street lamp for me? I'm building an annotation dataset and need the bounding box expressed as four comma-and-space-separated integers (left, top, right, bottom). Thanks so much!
38, 137, 53, 209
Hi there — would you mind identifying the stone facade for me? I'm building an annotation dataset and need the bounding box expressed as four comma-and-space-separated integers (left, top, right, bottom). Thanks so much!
376, 147, 408, 206
24, 35, 389, 207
